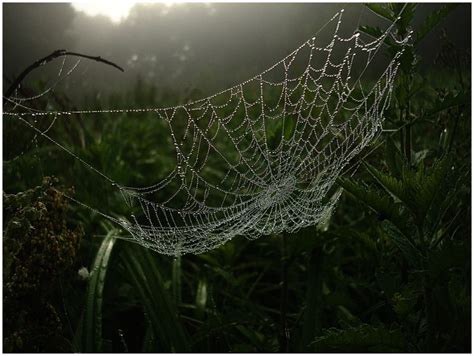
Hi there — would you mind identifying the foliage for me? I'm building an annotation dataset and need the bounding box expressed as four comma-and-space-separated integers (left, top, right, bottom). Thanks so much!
81, 228, 117, 352
3, 177, 84, 352
118, 243, 190, 352
311, 324, 406, 352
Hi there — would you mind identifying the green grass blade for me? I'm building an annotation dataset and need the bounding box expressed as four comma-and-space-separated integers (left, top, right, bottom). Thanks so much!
172, 256, 182, 304
142, 320, 158, 352
120, 244, 190, 352
82, 230, 117, 352
195, 278, 208, 320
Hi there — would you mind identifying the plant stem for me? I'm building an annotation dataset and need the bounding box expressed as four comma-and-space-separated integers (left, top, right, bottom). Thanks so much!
302, 246, 323, 351
279, 233, 290, 352
404, 98, 412, 163
172, 256, 182, 304
404, 124, 412, 163
400, 124, 406, 158
447, 107, 462, 152
422, 272, 435, 352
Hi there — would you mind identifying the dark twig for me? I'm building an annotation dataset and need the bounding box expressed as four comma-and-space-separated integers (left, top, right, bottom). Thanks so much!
4, 49, 124, 101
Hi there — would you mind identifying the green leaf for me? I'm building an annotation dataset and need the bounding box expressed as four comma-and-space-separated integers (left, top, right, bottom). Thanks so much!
283, 116, 296, 140
366, 158, 451, 229
120, 244, 190, 352
385, 136, 404, 178
359, 25, 394, 47
311, 324, 406, 352
235, 325, 265, 349
172, 256, 182, 304
195, 278, 208, 320
393, 3, 417, 33
425, 162, 468, 243
391, 285, 420, 317
337, 177, 408, 234
317, 187, 342, 232
415, 4, 459, 45
364, 162, 405, 202
413, 157, 451, 217
365, 4, 395, 22
380, 220, 422, 267
82, 229, 117, 352
359, 25, 384, 39
142, 321, 158, 352
364, 163, 403, 200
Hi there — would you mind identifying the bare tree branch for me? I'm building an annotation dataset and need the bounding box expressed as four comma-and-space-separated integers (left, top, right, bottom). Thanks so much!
4, 49, 124, 101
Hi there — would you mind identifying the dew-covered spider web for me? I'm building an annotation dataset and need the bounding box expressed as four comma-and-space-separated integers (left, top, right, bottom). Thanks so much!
4, 10, 410, 256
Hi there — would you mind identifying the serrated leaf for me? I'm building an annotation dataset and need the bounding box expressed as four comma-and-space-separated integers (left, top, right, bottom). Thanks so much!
365, 4, 395, 22
392, 3, 417, 33
425, 162, 468, 242
380, 220, 422, 267
337, 177, 408, 234
359, 25, 394, 47
311, 323, 406, 352
359, 25, 384, 38
363, 163, 410, 212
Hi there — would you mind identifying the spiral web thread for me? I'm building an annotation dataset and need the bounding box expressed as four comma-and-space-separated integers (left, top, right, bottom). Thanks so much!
5, 10, 410, 256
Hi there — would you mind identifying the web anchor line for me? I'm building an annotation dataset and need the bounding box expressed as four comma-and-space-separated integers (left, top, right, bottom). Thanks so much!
5, 9, 411, 256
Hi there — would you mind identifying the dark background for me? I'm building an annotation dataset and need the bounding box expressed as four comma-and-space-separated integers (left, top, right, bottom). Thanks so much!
3, 3, 471, 100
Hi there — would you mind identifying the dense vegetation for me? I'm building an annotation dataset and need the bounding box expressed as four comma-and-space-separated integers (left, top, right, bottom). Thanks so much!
3, 4, 470, 352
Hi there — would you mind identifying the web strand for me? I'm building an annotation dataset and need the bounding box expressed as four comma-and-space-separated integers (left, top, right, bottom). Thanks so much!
4, 10, 410, 256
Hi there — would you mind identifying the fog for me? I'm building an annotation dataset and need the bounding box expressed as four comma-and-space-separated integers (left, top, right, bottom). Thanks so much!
3, 3, 471, 101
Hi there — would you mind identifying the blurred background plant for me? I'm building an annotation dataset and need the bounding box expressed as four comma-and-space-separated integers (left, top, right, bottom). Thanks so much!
3, 3, 470, 352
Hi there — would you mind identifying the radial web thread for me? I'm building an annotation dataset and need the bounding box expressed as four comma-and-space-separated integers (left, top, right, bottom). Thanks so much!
5, 10, 410, 256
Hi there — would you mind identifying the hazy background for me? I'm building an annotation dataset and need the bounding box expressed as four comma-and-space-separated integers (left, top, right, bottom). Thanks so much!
3, 2, 471, 102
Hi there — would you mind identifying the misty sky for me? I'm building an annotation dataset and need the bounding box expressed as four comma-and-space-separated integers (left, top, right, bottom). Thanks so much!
3, 3, 471, 102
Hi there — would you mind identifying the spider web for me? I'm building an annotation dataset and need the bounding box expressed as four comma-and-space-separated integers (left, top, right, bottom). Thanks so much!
4, 10, 410, 256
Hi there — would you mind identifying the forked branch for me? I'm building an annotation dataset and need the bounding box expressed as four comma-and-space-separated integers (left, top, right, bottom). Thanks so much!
4, 49, 124, 100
